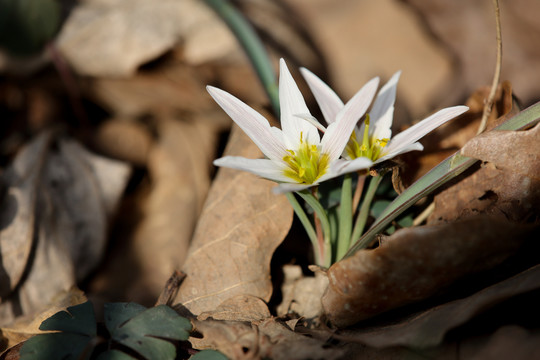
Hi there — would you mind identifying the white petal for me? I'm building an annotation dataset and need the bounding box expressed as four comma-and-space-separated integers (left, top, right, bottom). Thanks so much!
273, 183, 314, 194
370, 71, 401, 141
376, 142, 424, 164
214, 156, 291, 183
207, 86, 286, 161
326, 157, 373, 179
385, 105, 469, 155
300, 67, 344, 125
321, 77, 380, 161
279, 59, 320, 148
295, 113, 327, 132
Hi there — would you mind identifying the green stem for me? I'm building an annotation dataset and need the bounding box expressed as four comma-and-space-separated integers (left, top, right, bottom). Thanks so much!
285, 193, 321, 265
336, 174, 353, 261
203, 0, 280, 115
297, 190, 333, 267
350, 175, 383, 247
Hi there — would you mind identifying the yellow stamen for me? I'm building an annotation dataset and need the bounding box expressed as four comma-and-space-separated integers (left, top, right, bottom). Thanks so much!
282, 135, 330, 184
345, 114, 390, 161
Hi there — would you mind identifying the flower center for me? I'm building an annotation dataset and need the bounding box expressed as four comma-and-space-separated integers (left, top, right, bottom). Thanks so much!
345, 114, 389, 161
282, 133, 329, 184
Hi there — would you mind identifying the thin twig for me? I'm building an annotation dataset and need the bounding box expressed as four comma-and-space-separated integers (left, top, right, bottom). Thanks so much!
412, 202, 435, 226
477, 0, 502, 135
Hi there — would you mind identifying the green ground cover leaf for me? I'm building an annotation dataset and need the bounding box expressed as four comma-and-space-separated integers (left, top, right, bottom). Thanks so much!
105, 304, 192, 360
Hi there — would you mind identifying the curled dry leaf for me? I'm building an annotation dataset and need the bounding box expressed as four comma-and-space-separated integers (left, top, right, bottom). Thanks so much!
322, 216, 532, 328
174, 124, 293, 315
191, 317, 343, 360
430, 123, 540, 223
56, 0, 238, 77
340, 264, 540, 349
0, 131, 129, 325
461, 123, 540, 180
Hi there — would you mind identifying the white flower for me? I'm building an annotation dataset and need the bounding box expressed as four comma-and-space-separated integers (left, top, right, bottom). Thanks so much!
209, 59, 379, 193
300, 68, 469, 165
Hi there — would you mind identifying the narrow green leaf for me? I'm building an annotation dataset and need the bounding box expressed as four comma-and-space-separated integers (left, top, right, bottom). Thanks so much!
345, 101, 540, 257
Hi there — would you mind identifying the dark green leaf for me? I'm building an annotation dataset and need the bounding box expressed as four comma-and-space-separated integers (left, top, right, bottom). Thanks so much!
20, 332, 93, 360
0, 0, 62, 55
96, 349, 138, 360
39, 301, 97, 336
191, 349, 229, 360
106, 304, 192, 360
20, 301, 97, 360
104, 302, 147, 332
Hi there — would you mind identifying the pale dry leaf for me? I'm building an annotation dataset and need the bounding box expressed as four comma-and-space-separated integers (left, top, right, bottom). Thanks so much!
0, 132, 130, 325
190, 319, 259, 360
56, 0, 237, 77
276, 265, 328, 321
340, 264, 540, 349
174, 124, 293, 315
198, 295, 271, 322
0, 287, 86, 350
322, 216, 531, 328
461, 123, 540, 180
0, 132, 53, 299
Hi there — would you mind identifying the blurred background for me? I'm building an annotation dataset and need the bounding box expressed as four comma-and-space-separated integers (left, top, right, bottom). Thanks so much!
1, 0, 539, 322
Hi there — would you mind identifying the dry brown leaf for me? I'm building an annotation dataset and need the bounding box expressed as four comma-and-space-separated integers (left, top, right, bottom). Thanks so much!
402, 0, 540, 108
90, 118, 218, 305
430, 125, 540, 223
0, 287, 86, 351
173, 124, 293, 315
93, 118, 154, 166
191, 317, 343, 360
198, 295, 271, 322
0, 131, 129, 325
461, 123, 540, 180
90, 61, 217, 118
400, 82, 517, 186
322, 216, 531, 328
461, 326, 540, 360
56, 0, 238, 77
339, 264, 540, 349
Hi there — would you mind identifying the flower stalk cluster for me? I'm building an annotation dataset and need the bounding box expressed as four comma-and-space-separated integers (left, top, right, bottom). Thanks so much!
209, 59, 468, 267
